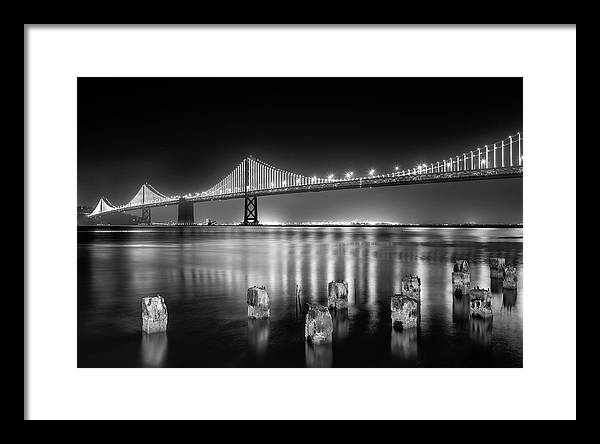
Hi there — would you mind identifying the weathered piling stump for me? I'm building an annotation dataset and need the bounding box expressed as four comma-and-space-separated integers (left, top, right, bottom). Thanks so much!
489, 257, 506, 279
469, 287, 493, 319
452, 260, 471, 297
401, 274, 422, 301
304, 304, 333, 344
141, 295, 168, 334
502, 265, 518, 290
327, 280, 349, 309
391, 294, 420, 330
391, 275, 422, 330
247, 286, 270, 319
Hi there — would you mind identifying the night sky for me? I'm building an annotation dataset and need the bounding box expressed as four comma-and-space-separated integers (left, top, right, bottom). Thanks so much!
78, 78, 522, 224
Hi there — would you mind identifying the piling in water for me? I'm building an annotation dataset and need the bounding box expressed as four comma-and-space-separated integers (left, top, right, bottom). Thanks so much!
247, 286, 270, 319
327, 280, 349, 309
141, 294, 168, 334
391, 294, 420, 330
305, 304, 333, 344
401, 274, 422, 301
502, 265, 518, 290
452, 260, 471, 297
489, 257, 506, 279
469, 287, 493, 319
391, 275, 422, 329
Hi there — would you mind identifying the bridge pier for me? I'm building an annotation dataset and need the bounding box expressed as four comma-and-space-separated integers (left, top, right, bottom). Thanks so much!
177, 199, 195, 225
242, 196, 259, 226
141, 207, 152, 225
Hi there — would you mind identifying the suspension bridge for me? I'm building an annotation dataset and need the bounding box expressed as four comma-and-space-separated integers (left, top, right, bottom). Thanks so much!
87, 132, 523, 225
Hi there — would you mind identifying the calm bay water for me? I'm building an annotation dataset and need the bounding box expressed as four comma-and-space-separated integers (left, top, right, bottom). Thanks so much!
77, 226, 523, 368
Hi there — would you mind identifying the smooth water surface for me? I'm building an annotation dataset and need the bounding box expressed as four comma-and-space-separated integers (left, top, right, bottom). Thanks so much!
77, 226, 523, 367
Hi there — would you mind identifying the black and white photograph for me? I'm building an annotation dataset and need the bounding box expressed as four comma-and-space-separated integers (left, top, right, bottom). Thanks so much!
77, 77, 523, 368
25, 25, 576, 420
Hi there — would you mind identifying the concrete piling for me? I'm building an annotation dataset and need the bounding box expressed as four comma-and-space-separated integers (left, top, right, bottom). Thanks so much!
391, 275, 422, 330
141, 295, 168, 334
327, 280, 349, 309
391, 294, 420, 330
469, 287, 493, 319
401, 274, 421, 301
305, 304, 333, 344
489, 257, 506, 279
452, 260, 471, 297
503, 265, 518, 290
247, 286, 270, 319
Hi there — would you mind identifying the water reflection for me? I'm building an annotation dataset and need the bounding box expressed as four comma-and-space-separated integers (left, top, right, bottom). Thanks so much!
503, 288, 517, 311
140, 332, 168, 367
469, 317, 493, 346
248, 318, 270, 358
452, 293, 471, 327
79, 227, 523, 368
305, 342, 333, 368
332, 308, 349, 343
490, 277, 503, 295
390, 328, 418, 366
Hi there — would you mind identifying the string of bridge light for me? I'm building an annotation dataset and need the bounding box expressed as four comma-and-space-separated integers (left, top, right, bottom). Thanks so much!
388, 132, 523, 178
96, 131, 524, 208
197, 132, 522, 197
199, 158, 335, 197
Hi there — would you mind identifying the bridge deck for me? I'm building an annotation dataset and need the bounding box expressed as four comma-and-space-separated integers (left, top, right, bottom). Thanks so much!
95, 166, 522, 216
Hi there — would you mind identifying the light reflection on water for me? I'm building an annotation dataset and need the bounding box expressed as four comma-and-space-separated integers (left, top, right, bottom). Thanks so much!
78, 226, 523, 368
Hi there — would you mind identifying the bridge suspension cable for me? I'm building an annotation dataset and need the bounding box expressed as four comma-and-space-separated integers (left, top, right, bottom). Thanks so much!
88, 131, 522, 217
125, 183, 172, 207
200, 156, 330, 198
89, 197, 116, 216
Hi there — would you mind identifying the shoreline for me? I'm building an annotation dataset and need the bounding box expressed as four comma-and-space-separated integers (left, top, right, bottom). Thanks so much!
78, 223, 523, 230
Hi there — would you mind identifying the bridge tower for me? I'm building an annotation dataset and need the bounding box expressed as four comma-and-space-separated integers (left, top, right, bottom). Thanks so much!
141, 207, 152, 225
177, 198, 195, 225
138, 184, 152, 224
242, 157, 259, 226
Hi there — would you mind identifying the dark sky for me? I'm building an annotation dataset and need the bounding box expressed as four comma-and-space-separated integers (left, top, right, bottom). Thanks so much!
78, 77, 522, 224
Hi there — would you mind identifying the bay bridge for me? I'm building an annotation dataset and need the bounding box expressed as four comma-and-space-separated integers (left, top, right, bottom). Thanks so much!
88, 132, 523, 225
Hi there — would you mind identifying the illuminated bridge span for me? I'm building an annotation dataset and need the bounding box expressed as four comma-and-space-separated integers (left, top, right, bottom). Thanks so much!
89, 132, 523, 225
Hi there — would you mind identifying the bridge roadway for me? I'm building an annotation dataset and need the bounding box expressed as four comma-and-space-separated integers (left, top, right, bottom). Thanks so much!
98, 165, 523, 216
